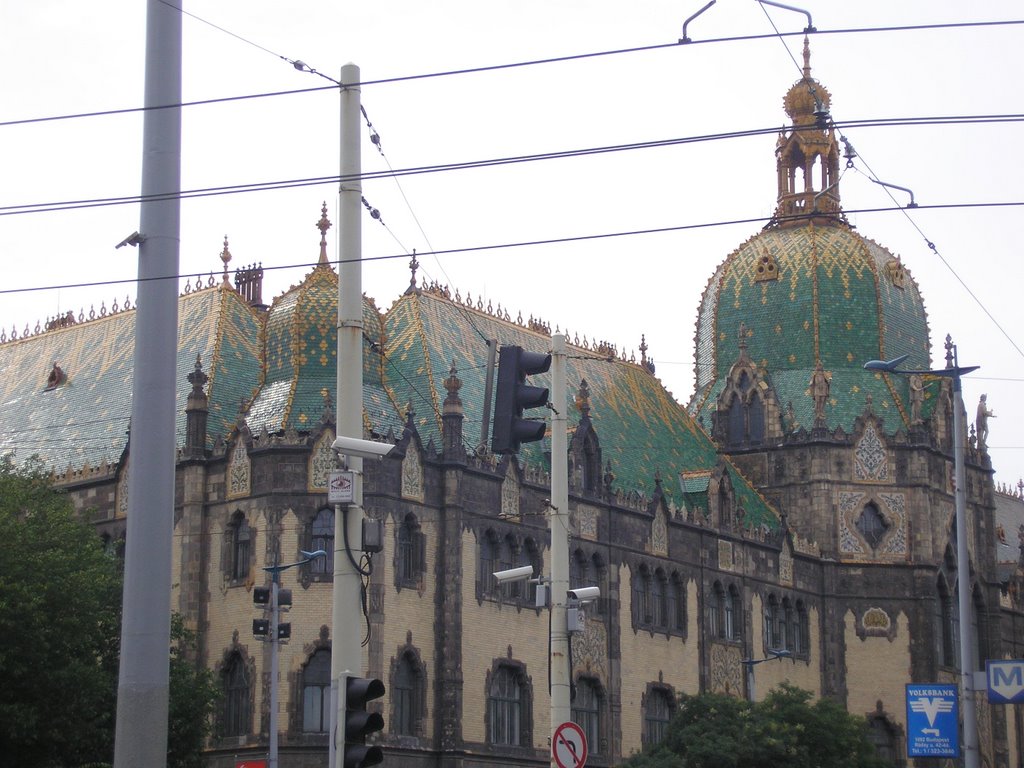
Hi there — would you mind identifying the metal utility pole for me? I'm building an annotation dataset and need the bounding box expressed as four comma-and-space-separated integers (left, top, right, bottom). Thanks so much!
113, 0, 180, 766
332, 61, 364, 768
549, 334, 570, 757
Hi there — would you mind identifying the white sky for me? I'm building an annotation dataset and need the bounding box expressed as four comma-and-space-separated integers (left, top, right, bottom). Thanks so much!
2, 0, 1022, 489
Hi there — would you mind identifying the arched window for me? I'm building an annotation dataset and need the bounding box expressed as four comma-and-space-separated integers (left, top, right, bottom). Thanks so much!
572, 677, 603, 756
221, 652, 250, 737
644, 687, 674, 748
396, 513, 425, 589
633, 565, 652, 626
571, 549, 589, 589
765, 594, 782, 650
301, 649, 331, 733
652, 569, 667, 629
669, 572, 685, 632
710, 582, 724, 638
500, 534, 520, 600
727, 395, 745, 445
748, 391, 765, 445
391, 651, 424, 737
792, 600, 807, 655
488, 664, 530, 746
228, 512, 251, 582
310, 509, 334, 575
479, 530, 499, 598
725, 584, 740, 641
780, 597, 793, 651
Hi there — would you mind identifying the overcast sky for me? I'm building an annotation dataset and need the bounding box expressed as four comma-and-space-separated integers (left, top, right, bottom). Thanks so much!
2, 0, 1022, 489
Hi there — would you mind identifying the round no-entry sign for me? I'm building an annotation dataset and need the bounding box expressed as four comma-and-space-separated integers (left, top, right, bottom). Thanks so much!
553, 720, 588, 768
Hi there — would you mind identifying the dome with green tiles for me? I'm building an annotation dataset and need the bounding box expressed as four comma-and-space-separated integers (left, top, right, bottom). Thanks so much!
688, 42, 931, 435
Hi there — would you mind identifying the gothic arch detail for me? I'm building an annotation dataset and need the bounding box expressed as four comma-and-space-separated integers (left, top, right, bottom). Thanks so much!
401, 440, 424, 502
227, 433, 252, 499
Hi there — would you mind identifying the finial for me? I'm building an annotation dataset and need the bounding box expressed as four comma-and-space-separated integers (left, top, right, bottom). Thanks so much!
220, 236, 232, 284
802, 35, 811, 79
317, 202, 332, 266
408, 250, 419, 293
738, 322, 748, 352
574, 379, 591, 418
944, 334, 954, 369
188, 354, 208, 397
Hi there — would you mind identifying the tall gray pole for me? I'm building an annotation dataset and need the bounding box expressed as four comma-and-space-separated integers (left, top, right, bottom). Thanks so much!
113, 0, 181, 765
332, 62, 364, 768
550, 334, 570, 759
951, 352, 979, 768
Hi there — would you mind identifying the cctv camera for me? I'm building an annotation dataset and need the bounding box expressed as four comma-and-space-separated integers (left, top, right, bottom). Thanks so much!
331, 435, 396, 460
568, 586, 600, 602
492, 565, 534, 584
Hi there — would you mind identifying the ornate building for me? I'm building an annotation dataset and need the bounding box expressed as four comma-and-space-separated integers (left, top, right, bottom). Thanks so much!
2, 43, 1022, 767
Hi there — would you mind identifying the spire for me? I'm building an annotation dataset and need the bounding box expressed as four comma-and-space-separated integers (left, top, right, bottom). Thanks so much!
317, 202, 332, 267
802, 35, 811, 79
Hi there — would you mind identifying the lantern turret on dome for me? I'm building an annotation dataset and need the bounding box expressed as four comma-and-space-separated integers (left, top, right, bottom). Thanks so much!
773, 37, 842, 224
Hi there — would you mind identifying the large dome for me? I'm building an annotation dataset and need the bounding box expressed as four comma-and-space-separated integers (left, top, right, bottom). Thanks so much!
688, 42, 931, 435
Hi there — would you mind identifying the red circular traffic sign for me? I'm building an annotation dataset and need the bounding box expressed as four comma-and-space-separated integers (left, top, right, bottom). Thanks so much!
553, 720, 588, 768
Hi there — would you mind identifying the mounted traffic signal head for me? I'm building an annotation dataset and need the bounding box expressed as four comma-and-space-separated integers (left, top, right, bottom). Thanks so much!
344, 675, 385, 768
491, 345, 551, 454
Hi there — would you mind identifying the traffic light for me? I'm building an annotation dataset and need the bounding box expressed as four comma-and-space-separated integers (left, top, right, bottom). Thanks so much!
344, 675, 385, 768
491, 345, 552, 454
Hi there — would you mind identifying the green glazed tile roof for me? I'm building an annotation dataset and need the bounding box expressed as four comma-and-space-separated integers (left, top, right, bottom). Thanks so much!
245, 265, 403, 438
384, 289, 779, 529
0, 285, 263, 470
689, 221, 932, 433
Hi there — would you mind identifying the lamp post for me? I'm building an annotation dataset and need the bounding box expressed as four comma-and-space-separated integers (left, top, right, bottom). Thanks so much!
741, 649, 792, 702
865, 341, 979, 768
259, 549, 327, 768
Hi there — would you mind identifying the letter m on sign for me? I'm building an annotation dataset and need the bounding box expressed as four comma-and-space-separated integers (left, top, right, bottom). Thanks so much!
987, 661, 1024, 703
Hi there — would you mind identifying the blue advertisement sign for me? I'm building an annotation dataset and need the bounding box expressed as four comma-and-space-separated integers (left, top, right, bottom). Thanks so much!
906, 684, 959, 758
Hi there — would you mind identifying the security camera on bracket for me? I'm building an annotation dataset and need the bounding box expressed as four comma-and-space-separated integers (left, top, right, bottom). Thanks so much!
331, 435, 396, 461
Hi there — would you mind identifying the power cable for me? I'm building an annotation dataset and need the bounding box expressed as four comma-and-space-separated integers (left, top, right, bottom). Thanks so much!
3, 113, 1021, 217
2, 19, 1022, 129
1, 201, 1022, 300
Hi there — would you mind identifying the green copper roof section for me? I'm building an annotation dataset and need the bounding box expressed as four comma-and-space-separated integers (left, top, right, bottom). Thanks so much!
0, 285, 263, 471
690, 221, 931, 434
384, 289, 779, 530
246, 266, 403, 437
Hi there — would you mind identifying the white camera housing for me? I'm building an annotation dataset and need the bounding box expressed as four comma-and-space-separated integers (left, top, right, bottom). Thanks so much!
492, 565, 534, 584
332, 435, 396, 460
568, 586, 601, 602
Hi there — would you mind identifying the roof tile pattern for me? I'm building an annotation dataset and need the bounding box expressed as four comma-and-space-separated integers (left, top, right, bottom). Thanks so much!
690, 222, 932, 433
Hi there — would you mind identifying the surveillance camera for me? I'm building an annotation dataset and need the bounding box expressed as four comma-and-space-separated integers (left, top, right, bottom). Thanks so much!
492, 565, 534, 584
567, 586, 600, 602
331, 435, 396, 460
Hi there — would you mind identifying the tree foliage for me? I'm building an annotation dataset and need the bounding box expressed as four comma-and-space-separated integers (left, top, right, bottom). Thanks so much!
622, 684, 889, 768
0, 456, 122, 767
168, 614, 221, 768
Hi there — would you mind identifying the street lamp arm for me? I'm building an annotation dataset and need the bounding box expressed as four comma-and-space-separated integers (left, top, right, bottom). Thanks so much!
263, 549, 328, 575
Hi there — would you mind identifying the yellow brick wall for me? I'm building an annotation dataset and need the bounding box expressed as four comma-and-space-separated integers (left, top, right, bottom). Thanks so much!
374, 508, 438, 739
844, 609, 910, 730
460, 528, 551, 749
618, 571, 701, 757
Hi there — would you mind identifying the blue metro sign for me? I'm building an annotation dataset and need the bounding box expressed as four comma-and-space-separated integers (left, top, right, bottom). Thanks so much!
987, 660, 1024, 704
906, 684, 959, 758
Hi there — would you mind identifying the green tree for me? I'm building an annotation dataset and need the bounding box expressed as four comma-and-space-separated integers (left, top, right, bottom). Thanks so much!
0, 456, 122, 767
623, 684, 889, 768
168, 613, 221, 768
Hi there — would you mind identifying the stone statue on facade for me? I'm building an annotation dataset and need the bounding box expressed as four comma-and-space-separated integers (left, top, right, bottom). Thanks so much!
976, 394, 995, 450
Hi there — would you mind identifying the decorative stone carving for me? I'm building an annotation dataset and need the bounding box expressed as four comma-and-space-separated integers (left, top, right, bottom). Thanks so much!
500, 463, 520, 520
307, 429, 335, 491
401, 441, 424, 502
854, 423, 888, 481
718, 540, 734, 572
227, 438, 251, 499
650, 507, 668, 557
